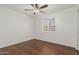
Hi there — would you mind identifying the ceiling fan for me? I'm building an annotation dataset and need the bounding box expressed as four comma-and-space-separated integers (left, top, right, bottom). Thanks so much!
24, 4, 48, 15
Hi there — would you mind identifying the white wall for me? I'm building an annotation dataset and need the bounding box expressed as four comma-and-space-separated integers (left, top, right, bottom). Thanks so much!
35, 7, 77, 48
0, 7, 34, 48
0, 6, 77, 49
77, 7, 79, 50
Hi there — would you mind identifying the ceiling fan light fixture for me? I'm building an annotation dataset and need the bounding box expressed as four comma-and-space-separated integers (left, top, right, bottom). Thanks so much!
34, 9, 39, 13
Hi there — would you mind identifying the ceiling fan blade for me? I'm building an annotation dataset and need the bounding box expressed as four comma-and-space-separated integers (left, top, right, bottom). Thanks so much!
39, 4, 48, 9
35, 4, 39, 8
24, 9, 34, 11
31, 4, 35, 7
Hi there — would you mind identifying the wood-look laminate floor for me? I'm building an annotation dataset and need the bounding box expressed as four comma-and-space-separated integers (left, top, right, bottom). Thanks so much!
0, 39, 79, 55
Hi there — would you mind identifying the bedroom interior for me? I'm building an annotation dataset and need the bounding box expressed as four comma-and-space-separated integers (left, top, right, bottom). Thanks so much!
0, 4, 79, 55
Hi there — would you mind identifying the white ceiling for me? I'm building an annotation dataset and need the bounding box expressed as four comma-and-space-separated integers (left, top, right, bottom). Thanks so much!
0, 4, 76, 16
